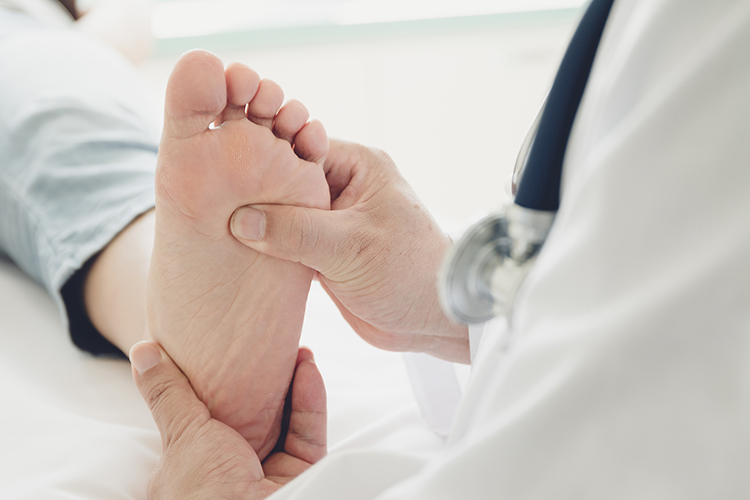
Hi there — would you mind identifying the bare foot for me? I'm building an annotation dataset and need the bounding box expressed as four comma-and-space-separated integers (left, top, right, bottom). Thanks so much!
147, 50, 329, 460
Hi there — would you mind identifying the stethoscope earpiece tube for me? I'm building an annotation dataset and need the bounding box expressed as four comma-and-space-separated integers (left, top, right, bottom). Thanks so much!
440, 0, 616, 325
514, 0, 616, 212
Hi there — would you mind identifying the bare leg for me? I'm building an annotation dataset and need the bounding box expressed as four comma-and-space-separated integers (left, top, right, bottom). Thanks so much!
84, 209, 154, 355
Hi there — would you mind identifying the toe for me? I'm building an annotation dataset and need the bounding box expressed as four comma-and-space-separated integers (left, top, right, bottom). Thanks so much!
219, 62, 261, 124
293, 119, 328, 165
246, 79, 284, 129
273, 99, 310, 144
164, 50, 227, 139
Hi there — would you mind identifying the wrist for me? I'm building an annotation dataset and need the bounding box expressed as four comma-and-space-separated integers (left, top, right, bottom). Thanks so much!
418, 230, 471, 362
421, 310, 470, 363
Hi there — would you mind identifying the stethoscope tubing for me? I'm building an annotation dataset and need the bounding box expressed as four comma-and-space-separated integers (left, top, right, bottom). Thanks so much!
514, 0, 617, 212
439, 0, 617, 325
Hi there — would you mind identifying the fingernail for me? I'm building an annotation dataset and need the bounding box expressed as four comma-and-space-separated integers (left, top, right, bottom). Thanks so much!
130, 341, 161, 374
232, 207, 265, 241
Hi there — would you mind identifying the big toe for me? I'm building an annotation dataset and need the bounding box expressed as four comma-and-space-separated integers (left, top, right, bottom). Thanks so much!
164, 50, 227, 139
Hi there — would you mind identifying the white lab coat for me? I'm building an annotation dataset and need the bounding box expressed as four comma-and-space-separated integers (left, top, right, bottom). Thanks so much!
271, 0, 750, 497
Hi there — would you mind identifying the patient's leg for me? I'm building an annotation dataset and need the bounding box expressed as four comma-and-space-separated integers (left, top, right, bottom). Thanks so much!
0, 17, 157, 356
146, 50, 329, 460
0, 15, 325, 457
84, 210, 154, 354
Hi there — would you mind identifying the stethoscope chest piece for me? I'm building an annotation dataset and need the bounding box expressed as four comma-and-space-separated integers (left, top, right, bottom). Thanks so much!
438, 205, 554, 325
439, 213, 510, 324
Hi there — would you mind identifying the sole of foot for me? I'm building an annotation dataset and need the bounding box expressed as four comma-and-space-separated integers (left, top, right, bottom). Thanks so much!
147, 49, 329, 460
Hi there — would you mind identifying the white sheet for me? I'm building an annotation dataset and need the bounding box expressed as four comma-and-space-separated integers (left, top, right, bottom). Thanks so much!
0, 256, 423, 499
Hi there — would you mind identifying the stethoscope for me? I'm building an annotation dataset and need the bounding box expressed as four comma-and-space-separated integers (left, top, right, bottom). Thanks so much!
439, 0, 615, 325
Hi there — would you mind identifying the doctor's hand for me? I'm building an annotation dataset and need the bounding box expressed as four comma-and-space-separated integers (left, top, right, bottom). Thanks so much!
230, 139, 469, 363
130, 341, 326, 500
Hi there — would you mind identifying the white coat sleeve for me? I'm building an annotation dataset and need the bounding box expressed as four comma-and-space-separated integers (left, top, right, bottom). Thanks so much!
269, 0, 750, 498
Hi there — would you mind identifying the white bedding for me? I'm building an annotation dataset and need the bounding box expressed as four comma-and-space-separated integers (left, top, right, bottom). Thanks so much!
0, 256, 422, 499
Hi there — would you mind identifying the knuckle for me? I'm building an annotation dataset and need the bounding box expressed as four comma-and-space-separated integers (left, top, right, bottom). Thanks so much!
146, 379, 178, 415
367, 145, 394, 168
287, 427, 326, 449
333, 220, 372, 272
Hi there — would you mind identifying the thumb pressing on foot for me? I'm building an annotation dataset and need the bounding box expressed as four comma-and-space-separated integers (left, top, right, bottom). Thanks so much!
231, 204, 352, 277
130, 341, 210, 448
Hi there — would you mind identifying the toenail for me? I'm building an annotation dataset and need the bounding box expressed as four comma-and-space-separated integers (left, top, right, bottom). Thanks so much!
232, 207, 265, 241
130, 341, 161, 375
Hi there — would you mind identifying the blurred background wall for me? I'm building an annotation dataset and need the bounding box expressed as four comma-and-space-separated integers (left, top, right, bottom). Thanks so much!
125, 0, 582, 229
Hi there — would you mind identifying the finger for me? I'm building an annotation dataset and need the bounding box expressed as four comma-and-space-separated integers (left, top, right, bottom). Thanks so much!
262, 346, 320, 479
230, 203, 356, 276
284, 354, 327, 464
324, 138, 389, 206
297, 346, 314, 364
129, 341, 210, 448
262, 453, 310, 483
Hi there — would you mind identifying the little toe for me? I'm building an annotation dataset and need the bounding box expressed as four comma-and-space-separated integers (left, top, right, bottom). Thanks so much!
218, 62, 261, 124
246, 79, 284, 129
164, 50, 227, 140
294, 119, 329, 165
273, 99, 310, 144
